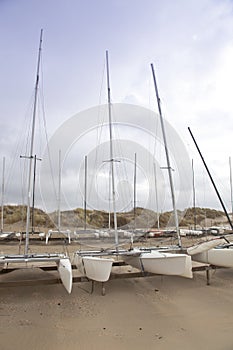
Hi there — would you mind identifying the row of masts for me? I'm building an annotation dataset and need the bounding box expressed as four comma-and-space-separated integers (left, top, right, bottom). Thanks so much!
1, 41, 233, 239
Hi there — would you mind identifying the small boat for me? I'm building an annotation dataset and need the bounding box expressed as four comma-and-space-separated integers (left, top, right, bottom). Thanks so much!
191, 245, 233, 267
0, 253, 73, 292
74, 51, 117, 283
58, 258, 73, 293
187, 238, 226, 255
121, 249, 193, 278
46, 229, 72, 244
74, 252, 114, 282
82, 256, 114, 282
141, 251, 193, 278
0, 232, 14, 240
0, 30, 73, 294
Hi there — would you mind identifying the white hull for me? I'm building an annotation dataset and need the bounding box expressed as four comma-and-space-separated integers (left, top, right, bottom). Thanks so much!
187, 238, 226, 255
192, 247, 233, 267
0, 254, 73, 293
82, 256, 114, 282
122, 250, 192, 278
58, 258, 73, 294
141, 251, 193, 278
0, 232, 14, 239
46, 229, 72, 244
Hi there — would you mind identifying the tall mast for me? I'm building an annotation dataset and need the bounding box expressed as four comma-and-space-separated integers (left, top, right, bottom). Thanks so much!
229, 156, 233, 221
106, 50, 118, 247
84, 155, 87, 230
1, 157, 5, 233
25, 29, 43, 254
58, 149, 61, 231
151, 64, 181, 247
133, 153, 137, 230
192, 159, 197, 230
108, 168, 111, 231
188, 127, 233, 231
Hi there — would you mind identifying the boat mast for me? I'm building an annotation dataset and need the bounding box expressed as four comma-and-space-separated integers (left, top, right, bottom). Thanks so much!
133, 153, 137, 230
84, 155, 87, 230
108, 168, 111, 231
229, 156, 233, 222
1, 157, 5, 233
188, 127, 233, 231
151, 64, 181, 247
106, 50, 118, 248
192, 159, 197, 230
58, 149, 61, 231
25, 29, 43, 254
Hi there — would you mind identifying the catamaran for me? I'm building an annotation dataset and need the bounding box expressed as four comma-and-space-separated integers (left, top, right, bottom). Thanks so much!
186, 128, 233, 268
120, 63, 192, 279
0, 30, 72, 294
74, 54, 193, 281
74, 51, 117, 283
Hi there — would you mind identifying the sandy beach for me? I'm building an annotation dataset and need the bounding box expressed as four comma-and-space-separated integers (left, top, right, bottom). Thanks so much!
1, 240, 233, 350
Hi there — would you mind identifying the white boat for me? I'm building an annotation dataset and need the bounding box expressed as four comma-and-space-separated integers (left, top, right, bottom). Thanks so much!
142, 251, 192, 278
0, 232, 14, 239
191, 245, 233, 267
82, 256, 114, 282
121, 249, 193, 278
180, 229, 203, 237
75, 59, 193, 284
46, 229, 72, 244
187, 238, 226, 255
58, 258, 73, 293
121, 64, 193, 280
0, 253, 73, 292
0, 30, 72, 294
74, 51, 118, 282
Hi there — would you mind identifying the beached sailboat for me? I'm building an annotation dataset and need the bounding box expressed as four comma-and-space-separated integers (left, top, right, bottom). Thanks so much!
190, 244, 233, 267
187, 238, 226, 256
121, 64, 193, 279
74, 51, 116, 282
0, 30, 72, 293
121, 248, 192, 278
75, 58, 193, 281
186, 128, 233, 268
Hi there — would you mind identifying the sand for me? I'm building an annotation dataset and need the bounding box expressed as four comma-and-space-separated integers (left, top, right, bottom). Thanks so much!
1, 240, 233, 350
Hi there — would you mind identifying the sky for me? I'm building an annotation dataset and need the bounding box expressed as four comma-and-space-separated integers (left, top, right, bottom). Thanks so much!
1, 0, 233, 217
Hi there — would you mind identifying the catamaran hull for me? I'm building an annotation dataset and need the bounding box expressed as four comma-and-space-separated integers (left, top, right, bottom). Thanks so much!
0, 254, 73, 294
82, 256, 114, 282
122, 250, 193, 278
141, 252, 193, 278
192, 248, 233, 267
58, 258, 72, 294
187, 238, 226, 255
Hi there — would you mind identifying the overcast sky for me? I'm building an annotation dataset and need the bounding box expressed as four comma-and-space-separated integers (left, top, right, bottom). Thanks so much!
1, 0, 233, 215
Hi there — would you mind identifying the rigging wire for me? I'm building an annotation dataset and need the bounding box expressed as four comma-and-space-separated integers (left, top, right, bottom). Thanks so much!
39, 54, 58, 213
87, 59, 107, 208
